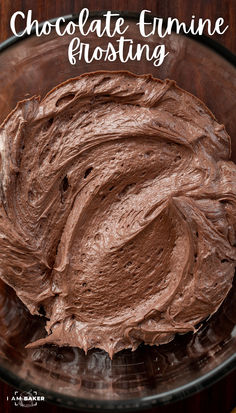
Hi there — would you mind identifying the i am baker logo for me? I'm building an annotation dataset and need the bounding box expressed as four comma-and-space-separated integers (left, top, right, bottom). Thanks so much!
7, 389, 45, 407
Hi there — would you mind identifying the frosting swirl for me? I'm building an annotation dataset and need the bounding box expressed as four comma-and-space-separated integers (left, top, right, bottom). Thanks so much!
0, 71, 235, 357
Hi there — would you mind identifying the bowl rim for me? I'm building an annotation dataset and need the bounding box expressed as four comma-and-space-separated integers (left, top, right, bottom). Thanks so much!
0, 11, 235, 411
0, 352, 235, 411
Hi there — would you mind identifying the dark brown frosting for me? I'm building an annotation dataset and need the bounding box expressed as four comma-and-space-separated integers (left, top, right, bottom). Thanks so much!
0, 71, 235, 358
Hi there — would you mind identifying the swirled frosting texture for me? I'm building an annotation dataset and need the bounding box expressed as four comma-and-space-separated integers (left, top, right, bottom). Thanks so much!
0, 71, 235, 357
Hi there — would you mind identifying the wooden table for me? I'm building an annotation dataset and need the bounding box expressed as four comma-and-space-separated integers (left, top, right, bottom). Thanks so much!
0, 1, 235, 412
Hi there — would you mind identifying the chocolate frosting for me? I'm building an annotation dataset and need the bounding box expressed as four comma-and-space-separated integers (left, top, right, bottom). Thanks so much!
0, 71, 235, 358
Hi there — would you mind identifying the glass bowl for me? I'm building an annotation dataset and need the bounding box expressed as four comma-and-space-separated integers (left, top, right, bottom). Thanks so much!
0, 13, 235, 411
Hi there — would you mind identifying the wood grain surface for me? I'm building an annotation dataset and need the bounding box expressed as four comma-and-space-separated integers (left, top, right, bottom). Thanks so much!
0, 1, 235, 412
0, 0, 235, 52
